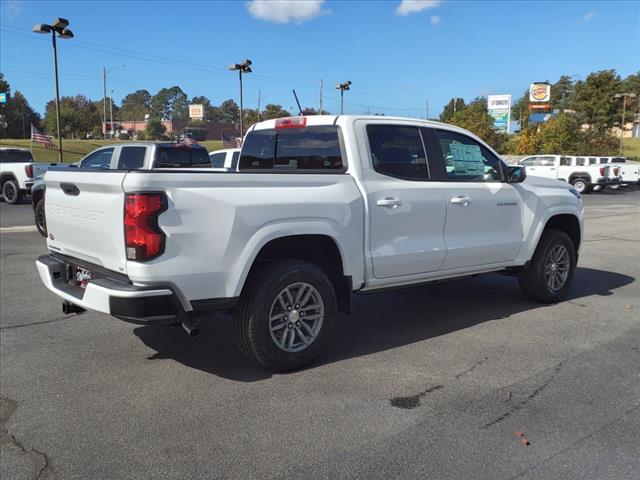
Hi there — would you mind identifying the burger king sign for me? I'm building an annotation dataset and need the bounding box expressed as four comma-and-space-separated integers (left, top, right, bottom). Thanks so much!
529, 82, 551, 102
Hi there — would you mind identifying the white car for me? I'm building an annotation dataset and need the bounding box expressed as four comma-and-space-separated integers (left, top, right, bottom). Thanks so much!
209, 148, 240, 171
519, 154, 620, 193
0, 147, 35, 204
37, 115, 584, 371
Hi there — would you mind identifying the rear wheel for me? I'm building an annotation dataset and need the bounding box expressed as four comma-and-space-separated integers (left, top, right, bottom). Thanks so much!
1, 180, 22, 205
571, 177, 591, 194
609, 183, 620, 190
35, 198, 47, 237
234, 259, 337, 372
519, 229, 576, 303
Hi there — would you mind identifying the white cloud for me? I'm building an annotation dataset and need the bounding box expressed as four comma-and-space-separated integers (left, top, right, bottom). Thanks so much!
580, 10, 596, 22
429, 15, 441, 25
396, 0, 442, 16
247, 0, 330, 24
7, 0, 21, 20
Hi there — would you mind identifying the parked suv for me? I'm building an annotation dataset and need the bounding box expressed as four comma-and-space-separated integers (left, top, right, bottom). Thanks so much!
37, 116, 583, 371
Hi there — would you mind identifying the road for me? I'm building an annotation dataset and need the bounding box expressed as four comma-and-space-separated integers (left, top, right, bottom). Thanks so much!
1, 189, 639, 480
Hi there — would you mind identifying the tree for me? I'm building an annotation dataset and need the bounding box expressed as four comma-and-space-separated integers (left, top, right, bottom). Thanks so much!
145, 119, 166, 140
262, 104, 291, 120
511, 89, 530, 129
538, 112, 583, 154
620, 72, 640, 125
515, 127, 542, 155
572, 70, 622, 131
439, 97, 465, 123
119, 90, 152, 121
150, 86, 189, 120
0, 75, 41, 139
217, 99, 240, 124
189, 95, 218, 122
551, 75, 575, 111
43, 95, 101, 139
301, 107, 330, 115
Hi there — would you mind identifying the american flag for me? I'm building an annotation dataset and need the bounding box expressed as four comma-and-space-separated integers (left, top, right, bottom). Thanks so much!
222, 131, 238, 148
31, 124, 55, 149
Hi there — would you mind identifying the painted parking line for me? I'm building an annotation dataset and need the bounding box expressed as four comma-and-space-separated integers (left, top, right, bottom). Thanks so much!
0, 225, 38, 233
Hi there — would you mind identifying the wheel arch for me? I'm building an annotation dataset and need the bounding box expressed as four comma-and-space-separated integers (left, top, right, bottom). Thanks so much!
0, 172, 18, 185
543, 214, 581, 253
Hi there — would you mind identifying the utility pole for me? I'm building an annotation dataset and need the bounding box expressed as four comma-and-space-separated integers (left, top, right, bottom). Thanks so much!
102, 67, 107, 138
425, 98, 429, 120
257, 89, 261, 121
614, 93, 638, 155
319, 79, 323, 114
109, 90, 114, 139
453, 97, 457, 115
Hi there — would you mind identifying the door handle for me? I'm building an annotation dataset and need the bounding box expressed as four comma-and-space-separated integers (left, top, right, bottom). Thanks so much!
377, 197, 403, 208
450, 195, 471, 206
60, 182, 80, 196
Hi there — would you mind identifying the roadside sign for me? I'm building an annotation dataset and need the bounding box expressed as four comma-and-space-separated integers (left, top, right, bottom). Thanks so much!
487, 94, 511, 133
0, 92, 7, 104
529, 103, 551, 110
189, 104, 204, 120
529, 83, 551, 103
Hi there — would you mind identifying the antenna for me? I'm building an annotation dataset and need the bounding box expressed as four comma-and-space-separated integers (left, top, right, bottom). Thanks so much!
292, 89, 303, 115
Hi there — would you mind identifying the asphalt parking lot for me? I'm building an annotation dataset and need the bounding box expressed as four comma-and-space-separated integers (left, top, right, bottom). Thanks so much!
1, 189, 639, 480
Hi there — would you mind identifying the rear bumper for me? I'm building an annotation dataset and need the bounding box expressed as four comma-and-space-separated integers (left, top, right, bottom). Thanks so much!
36, 254, 182, 325
595, 177, 620, 185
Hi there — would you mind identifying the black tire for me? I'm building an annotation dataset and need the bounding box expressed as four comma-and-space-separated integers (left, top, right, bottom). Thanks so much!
1, 179, 22, 205
609, 183, 620, 190
234, 259, 337, 372
570, 177, 591, 194
518, 229, 577, 303
34, 198, 47, 237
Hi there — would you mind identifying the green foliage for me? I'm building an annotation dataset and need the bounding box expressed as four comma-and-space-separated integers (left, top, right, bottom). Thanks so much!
449, 100, 504, 151
150, 86, 189, 120
262, 104, 291, 120
145, 119, 166, 140
439, 97, 465, 123
538, 113, 583, 154
43, 95, 102, 139
551, 75, 575, 110
515, 127, 542, 155
119, 90, 151, 121
0, 76, 41, 139
572, 70, 622, 131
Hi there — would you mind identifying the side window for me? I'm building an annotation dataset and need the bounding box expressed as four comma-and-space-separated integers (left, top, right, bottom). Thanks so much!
520, 157, 537, 166
588, 158, 598, 165
81, 148, 114, 169
559, 157, 572, 166
592, 157, 603, 164
118, 147, 146, 170
210, 152, 226, 168
366, 125, 428, 180
575, 157, 586, 166
432, 129, 503, 182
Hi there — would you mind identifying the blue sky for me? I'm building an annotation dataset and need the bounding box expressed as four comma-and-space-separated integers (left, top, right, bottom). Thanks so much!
1, 0, 638, 116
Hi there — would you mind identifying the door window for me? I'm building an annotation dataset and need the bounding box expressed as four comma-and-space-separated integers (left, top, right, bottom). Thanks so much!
431, 129, 504, 181
366, 125, 429, 180
118, 146, 146, 169
210, 152, 226, 168
81, 148, 114, 169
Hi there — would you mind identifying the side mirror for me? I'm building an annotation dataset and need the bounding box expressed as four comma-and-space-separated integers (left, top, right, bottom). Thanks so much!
509, 165, 526, 183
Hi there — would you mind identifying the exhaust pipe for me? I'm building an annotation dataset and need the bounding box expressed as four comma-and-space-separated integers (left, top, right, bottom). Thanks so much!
181, 315, 202, 337
62, 301, 85, 315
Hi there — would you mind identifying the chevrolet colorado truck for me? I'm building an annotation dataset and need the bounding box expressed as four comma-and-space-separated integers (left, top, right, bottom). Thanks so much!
0, 147, 35, 204
518, 154, 619, 193
36, 116, 584, 371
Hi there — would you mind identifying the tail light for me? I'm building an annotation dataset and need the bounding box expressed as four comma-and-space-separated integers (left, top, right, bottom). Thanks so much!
275, 116, 307, 129
613, 167, 620, 176
599, 167, 606, 176
25, 164, 33, 178
124, 193, 167, 261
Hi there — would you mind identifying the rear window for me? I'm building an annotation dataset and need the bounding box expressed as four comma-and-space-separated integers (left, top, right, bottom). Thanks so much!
0, 150, 34, 163
610, 157, 626, 163
239, 125, 343, 171
155, 146, 210, 168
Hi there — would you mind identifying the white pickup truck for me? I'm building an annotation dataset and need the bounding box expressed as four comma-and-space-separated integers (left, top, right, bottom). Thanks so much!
518, 154, 620, 193
594, 156, 640, 188
0, 147, 35, 204
37, 116, 584, 371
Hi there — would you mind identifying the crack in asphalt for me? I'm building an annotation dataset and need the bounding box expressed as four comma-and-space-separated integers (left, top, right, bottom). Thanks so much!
454, 356, 489, 379
0, 396, 55, 479
480, 362, 564, 429
0, 315, 73, 331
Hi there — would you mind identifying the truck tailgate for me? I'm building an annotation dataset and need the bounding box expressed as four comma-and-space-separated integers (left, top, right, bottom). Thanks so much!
44, 170, 129, 274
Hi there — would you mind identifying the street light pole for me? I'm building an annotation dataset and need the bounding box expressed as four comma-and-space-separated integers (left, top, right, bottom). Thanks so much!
109, 90, 114, 139
335, 81, 351, 114
103, 67, 107, 138
33, 19, 74, 162
229, 59, 252, 139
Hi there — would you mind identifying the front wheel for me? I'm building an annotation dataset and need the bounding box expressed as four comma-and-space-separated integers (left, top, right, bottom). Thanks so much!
34, 198, 47, 237
519, 229, 577, 303
571, 178, 591, 194
1, 180, 22, 205
234, 259, 337, 372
